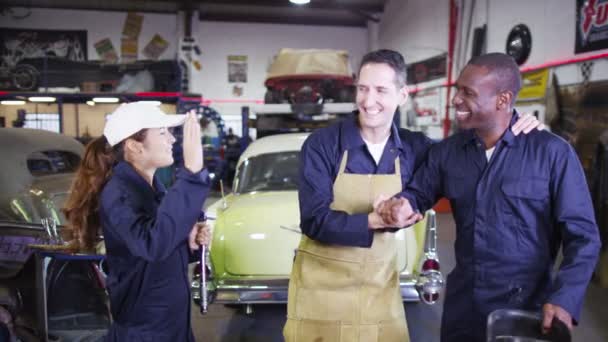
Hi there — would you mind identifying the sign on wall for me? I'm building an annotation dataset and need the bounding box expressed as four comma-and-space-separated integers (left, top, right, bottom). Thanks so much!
121, 37, 138, 63
143, 34, 169, 60
406, 54, 447, 85
228, 55, 248, 83
0, 27, 87, 68
575, 0, 608, 53
94, 38, 118, 63
122, 12, 144, 39
518, 68, 550, 100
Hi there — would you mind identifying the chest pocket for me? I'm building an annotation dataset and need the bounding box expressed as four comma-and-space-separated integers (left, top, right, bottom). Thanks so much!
501, 178, 549, 201
499, 178, 550, 252
501, 178, 550, 218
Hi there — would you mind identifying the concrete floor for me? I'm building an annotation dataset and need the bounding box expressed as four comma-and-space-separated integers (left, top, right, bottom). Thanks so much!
191, 211, 608, 341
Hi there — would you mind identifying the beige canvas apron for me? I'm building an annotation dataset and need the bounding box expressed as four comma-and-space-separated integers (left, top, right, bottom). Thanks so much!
284, 151, 409, 342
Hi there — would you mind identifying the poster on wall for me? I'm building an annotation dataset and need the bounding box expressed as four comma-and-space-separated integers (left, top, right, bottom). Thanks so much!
143, 34, 169, 60
575, 0, 608, 53
121, 38, 138, 63
0, 27, 87, 68
406, 54, 447, 85
122, 12, 144, 39
518, 69, 550, 100
228, 55, 248, 83
94, 38, 118, 64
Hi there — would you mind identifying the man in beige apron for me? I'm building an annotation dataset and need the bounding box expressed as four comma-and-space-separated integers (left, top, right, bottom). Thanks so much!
284, 49, 424, 342
285, 151, 413, 341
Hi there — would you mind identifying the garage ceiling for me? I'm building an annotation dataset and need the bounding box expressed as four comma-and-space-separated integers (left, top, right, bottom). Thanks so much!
2, 0, 386, 27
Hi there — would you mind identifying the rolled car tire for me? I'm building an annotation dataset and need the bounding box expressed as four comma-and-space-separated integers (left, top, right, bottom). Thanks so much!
12, 64, 39, 91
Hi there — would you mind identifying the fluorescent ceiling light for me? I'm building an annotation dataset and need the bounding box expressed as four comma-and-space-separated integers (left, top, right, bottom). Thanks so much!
28, 96, 56, 102
1, 100, 26, 105
290, 0, 310, 4
93, 97, 119, 103
138, 100, 162, 106
86, 100, 95, 106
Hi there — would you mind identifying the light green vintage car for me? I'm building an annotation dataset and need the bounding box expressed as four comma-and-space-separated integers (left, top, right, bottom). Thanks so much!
192, 133, 441, 309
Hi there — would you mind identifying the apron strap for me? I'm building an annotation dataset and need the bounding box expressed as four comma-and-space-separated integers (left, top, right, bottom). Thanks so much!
394, 157, 401, 176
338, 150, 349, 174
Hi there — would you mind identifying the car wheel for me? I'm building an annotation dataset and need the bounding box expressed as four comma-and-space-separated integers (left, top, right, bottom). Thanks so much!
11, 64, 39, 91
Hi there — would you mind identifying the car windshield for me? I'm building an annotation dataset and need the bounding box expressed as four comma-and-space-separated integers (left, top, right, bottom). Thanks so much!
0, 148, 79, 225
0, 191, 68, 225
235, 151, 300, 193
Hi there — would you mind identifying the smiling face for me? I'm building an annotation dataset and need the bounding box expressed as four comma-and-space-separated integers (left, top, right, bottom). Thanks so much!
452, 64, 503, 132
356, 62, 408, 134
141, 127, 176, 169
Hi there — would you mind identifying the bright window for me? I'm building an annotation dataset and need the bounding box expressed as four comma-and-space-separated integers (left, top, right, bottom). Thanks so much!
24, 113, 60, 133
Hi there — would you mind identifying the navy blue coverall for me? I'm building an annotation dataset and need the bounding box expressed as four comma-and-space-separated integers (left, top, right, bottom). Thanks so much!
100, 161, 210, 341
298, 115, 432, 247
404, 113, 601, 342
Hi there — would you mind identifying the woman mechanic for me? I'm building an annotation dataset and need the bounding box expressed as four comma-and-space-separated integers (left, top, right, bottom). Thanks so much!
64, 102, 210, 341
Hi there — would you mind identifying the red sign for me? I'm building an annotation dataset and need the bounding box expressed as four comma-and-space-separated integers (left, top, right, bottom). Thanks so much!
577, 0, 608, 53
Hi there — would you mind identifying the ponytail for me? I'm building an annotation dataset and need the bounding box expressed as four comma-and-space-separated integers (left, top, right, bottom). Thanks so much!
63, 130, 147, 252
63, 136, 115, 252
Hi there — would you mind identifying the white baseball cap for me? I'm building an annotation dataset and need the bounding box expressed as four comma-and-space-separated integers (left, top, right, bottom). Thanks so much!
103, 102, 187, 146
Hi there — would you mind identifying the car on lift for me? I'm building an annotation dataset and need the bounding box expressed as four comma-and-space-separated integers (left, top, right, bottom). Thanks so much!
192, 133, 443, 312
0, 128, 109, 341
263, 49, 356, 105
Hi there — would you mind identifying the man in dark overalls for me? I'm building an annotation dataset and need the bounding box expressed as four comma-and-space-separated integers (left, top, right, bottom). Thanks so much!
383, 53, 601, 341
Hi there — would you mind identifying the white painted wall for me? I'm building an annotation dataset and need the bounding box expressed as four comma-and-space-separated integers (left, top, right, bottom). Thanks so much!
380, 0, 608, 85
1, 8, 179, 61
378, 0, 450, 137
482, 0, 608, 85
379, 0, 608, 136
379, 0, 449, 65
485, 0, 579, 67
192, 20, 368, 122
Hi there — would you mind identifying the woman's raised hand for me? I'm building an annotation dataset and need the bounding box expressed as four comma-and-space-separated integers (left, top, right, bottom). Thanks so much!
183, 110, 203, 173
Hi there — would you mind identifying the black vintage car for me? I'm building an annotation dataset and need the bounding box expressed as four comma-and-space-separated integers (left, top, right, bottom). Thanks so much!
0, 128, 109, 341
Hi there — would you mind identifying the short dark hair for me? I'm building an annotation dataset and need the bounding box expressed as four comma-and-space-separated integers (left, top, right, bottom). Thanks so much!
358, 49, 408, 88
467, 53, 522, 104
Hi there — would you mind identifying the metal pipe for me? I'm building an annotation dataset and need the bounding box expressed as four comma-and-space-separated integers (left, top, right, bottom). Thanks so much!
424, 209, 438, 258
444, 0, 460, 138
200, 244, 208, 314
198, 212, 208, 314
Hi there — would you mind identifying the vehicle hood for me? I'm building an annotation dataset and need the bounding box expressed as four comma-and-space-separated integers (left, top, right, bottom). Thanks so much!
214, 191, 301, 277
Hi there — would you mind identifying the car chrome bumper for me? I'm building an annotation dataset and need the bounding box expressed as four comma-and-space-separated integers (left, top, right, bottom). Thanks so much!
400, 277, 422, 302
192, 275, 420, 305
